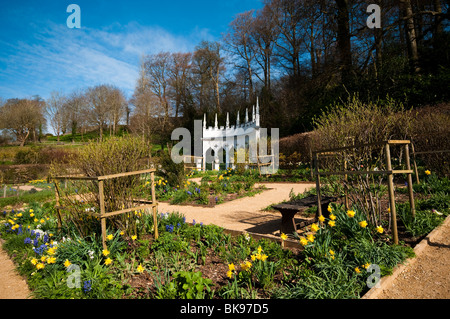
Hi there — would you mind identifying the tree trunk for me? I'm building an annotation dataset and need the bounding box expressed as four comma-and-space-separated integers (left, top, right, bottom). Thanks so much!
400, 0, 420, 74
335, 0, 353, 83
374, 26, 383, 77
433, 0, 443, 51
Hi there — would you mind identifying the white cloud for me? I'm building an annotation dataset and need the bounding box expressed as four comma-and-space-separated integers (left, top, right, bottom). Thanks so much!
0, 21, 215, 100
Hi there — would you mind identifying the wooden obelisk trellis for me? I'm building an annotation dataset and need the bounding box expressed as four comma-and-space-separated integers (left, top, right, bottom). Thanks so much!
313, 140, 416, 245
52, 168, 159, 250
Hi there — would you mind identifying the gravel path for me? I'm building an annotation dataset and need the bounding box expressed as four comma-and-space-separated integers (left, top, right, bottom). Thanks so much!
0, 240, 31, 299
365, 214, 450, 299
157, 182, 316, 237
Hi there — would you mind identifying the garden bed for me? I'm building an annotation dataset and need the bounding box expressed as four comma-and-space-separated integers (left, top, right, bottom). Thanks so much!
0, 171, 448, 299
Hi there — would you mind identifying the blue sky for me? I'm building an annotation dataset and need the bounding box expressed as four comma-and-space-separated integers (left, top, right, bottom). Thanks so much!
0, 0, 263, 100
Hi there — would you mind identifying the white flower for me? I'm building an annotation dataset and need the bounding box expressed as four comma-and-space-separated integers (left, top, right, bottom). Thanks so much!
432, 209, 443, 216
62, 236, 72, 242
88, 250, 94, 259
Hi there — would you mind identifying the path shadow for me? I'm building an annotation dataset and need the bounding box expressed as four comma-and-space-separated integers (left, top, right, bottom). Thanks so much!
244, 218, 281, 235
426, 238, 450, 249
239, 214, 311, 236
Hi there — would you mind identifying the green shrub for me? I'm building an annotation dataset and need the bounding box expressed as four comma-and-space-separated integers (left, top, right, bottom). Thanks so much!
157, 150, 186, 189
398, 203, 445, 237
171, 271, 214, 299
50, 136, 151, 237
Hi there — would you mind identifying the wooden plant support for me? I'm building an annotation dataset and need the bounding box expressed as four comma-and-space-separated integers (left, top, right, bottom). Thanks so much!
52, 168, 159, 250
313, 140, 416, 245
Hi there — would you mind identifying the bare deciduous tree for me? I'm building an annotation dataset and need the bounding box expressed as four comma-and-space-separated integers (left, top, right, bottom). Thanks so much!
0, 98, 45, 146
46, 91, 66, 142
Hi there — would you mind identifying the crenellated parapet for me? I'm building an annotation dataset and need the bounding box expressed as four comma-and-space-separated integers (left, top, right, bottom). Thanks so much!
202, 97, 260, 138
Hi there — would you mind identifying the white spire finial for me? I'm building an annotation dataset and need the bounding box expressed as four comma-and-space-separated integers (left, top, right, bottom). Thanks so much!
203, 113, 206, 129
256, 97, 260, 127
252, 105, 255, 122
214, 113, 218, 129
226, 112, 230, 128
245, 108, 248, 123
236, 111, 240, 126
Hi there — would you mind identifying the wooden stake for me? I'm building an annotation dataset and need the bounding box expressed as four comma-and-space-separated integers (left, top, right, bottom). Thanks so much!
53, 180, 63, 230
314, 153, 323, 218
151, 171, 158, 239
344, 157, 349, 210
411, 143, 420, 184
385, 144, 398, 245
99, 180, 107, 250
404, 144, 416, 218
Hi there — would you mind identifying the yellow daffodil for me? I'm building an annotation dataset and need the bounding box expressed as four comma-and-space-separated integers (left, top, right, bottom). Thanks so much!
363, 263, 371, 269
355, 267, 361, 273
31, 258, 38, 265
102, 249, 110, 256
131, 235, 137, 241
36, 263, 45, 270
347, 210, 356, 218
327, 206, 332, 213
257, 246, 262, 254
40, 256, 47, 262
307, 234, 315, 243
280, 233, 287, 241
240, 261, 252, 271
16, 213, 22, 217
328, 220, 336, 227
47, 257, 56, 264
64, 259, 71, 268
359, 220, 368, 228
136, 264, 145, 273
425, 170, 431, 175
30, 213, 34, 217
260, 254, 268, 261
104, 258, 112, 265
29, 209, 34, 213
318, 215, 325, 223
311, 223, 319, 232
47, 247, 56, 255
228, 263, 235, 272
120, 231, 124, 236
40, 218, 45, 224
299, 237, 308, 246
251, 254, 256, 261
106, 234, 113, 241
329, 250, 335, 255
226, 270, 233, 278
376, 226, 384, 233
